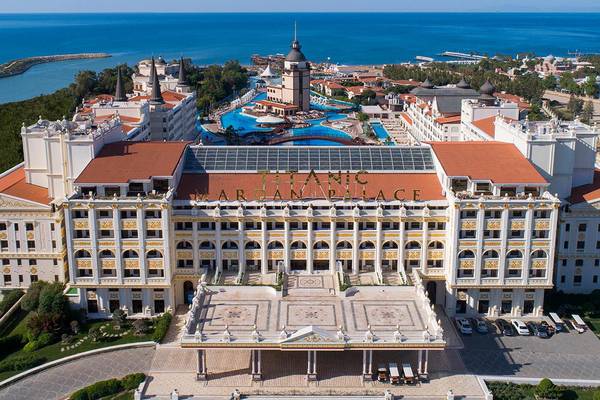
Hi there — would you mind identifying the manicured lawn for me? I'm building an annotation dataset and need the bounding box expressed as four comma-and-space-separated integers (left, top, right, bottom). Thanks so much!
583, 317, 600, 336
0, 313, 156, 381
488, 381, 599, 400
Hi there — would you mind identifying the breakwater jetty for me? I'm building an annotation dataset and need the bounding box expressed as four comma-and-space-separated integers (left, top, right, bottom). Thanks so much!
0, 53, 111, 78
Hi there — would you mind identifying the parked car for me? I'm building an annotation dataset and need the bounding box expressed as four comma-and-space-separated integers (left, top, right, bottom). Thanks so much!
495, 319, 515, 336
473, 318, 489, 334
527, 321, 549, 338
549, 312, 565, 333
539, 321, 554, 337
455, 318, 473, 335
511, 319, 531, 336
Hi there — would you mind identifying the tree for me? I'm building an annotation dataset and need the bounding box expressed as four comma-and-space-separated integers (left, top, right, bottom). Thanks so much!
38, 282, 68, 315
356, 112, 369, 123
222, 125, 240, 145
542, 75, 557, 90
582, 100, 595, 123
582, 75, 599, 98
534, 378, 561, 399
559, 72, 580, 94
21, 281, 49, 312
567, 95, 584, 115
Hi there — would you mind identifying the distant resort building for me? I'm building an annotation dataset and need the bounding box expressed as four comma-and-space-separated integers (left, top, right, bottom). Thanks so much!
265, 35, 311, 114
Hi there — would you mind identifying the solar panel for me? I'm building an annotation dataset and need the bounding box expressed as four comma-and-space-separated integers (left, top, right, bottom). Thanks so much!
184, 146, 435, 172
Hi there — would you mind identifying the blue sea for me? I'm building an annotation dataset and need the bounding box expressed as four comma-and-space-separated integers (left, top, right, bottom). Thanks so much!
1, 12, 600, 104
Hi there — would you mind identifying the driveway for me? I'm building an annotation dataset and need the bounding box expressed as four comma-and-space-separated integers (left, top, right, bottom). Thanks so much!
0, 346, 155, 400
459, 323, 600, 380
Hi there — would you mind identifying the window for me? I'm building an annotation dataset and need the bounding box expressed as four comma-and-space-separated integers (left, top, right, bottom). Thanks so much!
460, 230, 476, 239
198, 221, 215, 230
0, 240, 7, 250
533, 230, 549, 239
359, 222, 375, 230
245, 221, 261, 230
596, 241, 600, 249
501, 300, 512, 314
30, 275, 38, 282
52, 240, 57, 249
74, 230, 90, 239
132, 299, 143, 314
594, 276, 598, 284
578, 223, 587, 232
13, 224, 19, 231
577, 241, 585, 250
145, 210, 160, 219
382, 222, 400, 230
72, 210, 88, 219
121, 230, 138, 239
561, 259, 567, 267
267, 222, 284, 230
509, 230, 524, 239
25, 223, 34, 231
87, 297, 98, 313
484, 210, 502, 219
146, 230, 162, 238
2, 259, 8, 265
595, 259, 600, 267
109, 299, 120, 313
428, 222, 445, 230
460, 210, 477, 219
98, 210, 112, 218
575, 259, 584, 267
154, 299, 165, 313
563, 241, 569, 249
574, 275, 582, 286
120, 210, 137, 219
565, 223, 570, 232
336, 222, 353, 230
534, 210, 549, 218
510, 210, 524, 218
175, 222, 193, 231
560, 275, 566, 283
29, 259, 36, 266
3, 274, 11, 285
483, 230, 501, 239
221, 222, 238, 231
0, 223, 6, 230
98, 230, 113, 239
105, 186, 121, 197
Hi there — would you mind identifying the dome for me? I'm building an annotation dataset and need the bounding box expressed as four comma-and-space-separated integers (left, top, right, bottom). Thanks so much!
456, 77, 471, 89
420, 78, 434, 89
156, 56, 166, 65
479, 80, 496, 96
286, 40, 307, 62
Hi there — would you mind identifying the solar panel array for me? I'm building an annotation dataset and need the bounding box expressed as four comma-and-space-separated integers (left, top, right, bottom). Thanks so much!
184, 146, 435, 172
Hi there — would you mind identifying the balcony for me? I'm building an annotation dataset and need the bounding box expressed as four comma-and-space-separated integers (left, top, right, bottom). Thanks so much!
405, 250, 421, 260
222, 250, 238, 259
510, 219, 525, 230
427, 250, 444, 260
123, 259, 140, 269
146, 219, 162, 230
176, 250, 193, 259
530, 259, 547, 269
534, 219, 551, 230
359, 250, 375, 260
459, 259, 475, 269
100, 258, 116, 269
483, 259, 499, 269
147, 259, 164, 269
290, 250, 307, 260
120, 219, 137, 230
335, 250, 352, 260
507, 259, 523, 269
460, 219, 477, 230
485, 219, 501, 230
314, 250, 329, 260
75, 258, 92, 268
198, 250, 216, 259
97, 219, 113, 230
245, 250, 261, 260
268, 249, 284, 260
382, 250, 397, 259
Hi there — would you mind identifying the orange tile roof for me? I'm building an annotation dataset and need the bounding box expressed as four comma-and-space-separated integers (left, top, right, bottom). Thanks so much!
76, 141, 189, 184
176, 172, 445, 202
494, 92, 530, 110
429, 141, 546, 184
471, 115, 497, 138
435, 115, 461, 125
128, 95, 150, 102
0, 167, 51, 205
162, 91, 187, 102
392, 80, 420, 86
569, 170, 600, 204
118, 115, 141, 123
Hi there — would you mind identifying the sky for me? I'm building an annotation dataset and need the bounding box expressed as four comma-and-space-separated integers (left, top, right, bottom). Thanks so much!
1, 0, 600, 13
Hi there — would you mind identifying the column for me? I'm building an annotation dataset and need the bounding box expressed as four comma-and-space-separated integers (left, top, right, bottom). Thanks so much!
251, 349, 262, 380
261, 219, 268, 275
64, 208, 76, 283
113, 207, 123, 284
215, 220, 223, 274
420, 217, 429, 274
474, 205, 485, 283
498, 205, 509, 282
137, 206, 147, 285
307, 350, 317, 380
161, 205, 172, 283
418, 349, 423, 374
238, 221, 245, 274
523, 205, 534, 286
375, 220, 382, 276
284, 220, 290, 273
196, 349, 207, 380
192, 219, 199, 273
329, 220, 336, 274
307, 220, 314, 274
424, 350, 429, 375
88, 206, 100, 285
398, 217, 405, 275
352, 220, 359, 275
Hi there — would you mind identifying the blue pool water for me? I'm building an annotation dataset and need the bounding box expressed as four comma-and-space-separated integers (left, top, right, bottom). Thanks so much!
370, 122, 396, 146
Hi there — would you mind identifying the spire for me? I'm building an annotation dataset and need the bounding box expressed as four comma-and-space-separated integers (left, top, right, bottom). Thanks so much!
149, 60, 164, 104
177, 57, 187, 86
294, 21, 297, 42
421, 78, 434, 89
114, 66, 127, 102
456, 76, 471, 89
148, 57, 156, 86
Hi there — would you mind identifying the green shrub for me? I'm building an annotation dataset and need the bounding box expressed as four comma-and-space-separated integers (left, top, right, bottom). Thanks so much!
152, 312, 172, 343
0, 289, 24, 316
22, 332, 54, 352
487, 381, 534, 400
593, 390, 600, 400
0, 354, 46, 372
121, 373, 145, 390
0, 335, 23, 357
535, 378, 562, 399
20, 281, 49, 312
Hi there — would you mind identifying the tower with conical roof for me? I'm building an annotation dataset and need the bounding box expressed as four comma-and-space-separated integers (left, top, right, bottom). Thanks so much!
149, 59, 164, 104
148, 57, 156, 88
114, 67, 127, 102
479, 79, 496, 105
280, 22, 311, 112
177, 57, 187, 86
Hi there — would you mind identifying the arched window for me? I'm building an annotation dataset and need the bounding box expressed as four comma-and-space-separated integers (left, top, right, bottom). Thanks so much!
176, 241, 192, 250
199, 241, 215, 250
290, 241, 307, 250
98, 249, 114, 259
336, 241, 352, 249
405, 241, 421, 250
359, 241, 375, 250
382, 241, 398, 250
123, 250, 139, 259
507, 250, 523, 259
245, 241, 261, 250
531, 249, 547, 258
428, 241, 444, 249
147, 250, 163, 259
458, 250, 475, 259
222, 241, 239, 250
313, 241, 329, 250
267, 241, 284, 250
75, 250, 91, 258
482, 250, 499, 259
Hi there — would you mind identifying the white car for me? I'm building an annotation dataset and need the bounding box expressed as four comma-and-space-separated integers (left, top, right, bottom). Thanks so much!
511, 319, 530, 336
455, 318, 473, 334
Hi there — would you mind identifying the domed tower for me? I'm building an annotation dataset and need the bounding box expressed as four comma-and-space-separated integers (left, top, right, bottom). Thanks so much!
281, 25, 311, 112
479, 80, 496, 105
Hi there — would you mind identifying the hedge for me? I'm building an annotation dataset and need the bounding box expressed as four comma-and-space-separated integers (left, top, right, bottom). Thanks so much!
152, 312, 172, 343
0, 354, 46, 372
69, 373, 146, 400
0, 335, 23, 357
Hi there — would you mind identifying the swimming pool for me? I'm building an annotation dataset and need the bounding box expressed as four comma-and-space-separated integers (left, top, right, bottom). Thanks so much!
370, 122, 396, 146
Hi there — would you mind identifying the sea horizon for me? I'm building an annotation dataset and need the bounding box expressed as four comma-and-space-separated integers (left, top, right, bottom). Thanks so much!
1, 12, 600, 104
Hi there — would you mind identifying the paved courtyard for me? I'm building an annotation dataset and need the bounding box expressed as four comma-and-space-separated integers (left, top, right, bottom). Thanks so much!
459, 323, 600, 380
0, 347, 155, 400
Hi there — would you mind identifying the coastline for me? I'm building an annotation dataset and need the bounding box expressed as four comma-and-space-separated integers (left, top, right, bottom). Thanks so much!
0, 53, 111, 78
